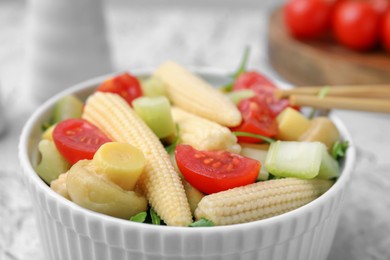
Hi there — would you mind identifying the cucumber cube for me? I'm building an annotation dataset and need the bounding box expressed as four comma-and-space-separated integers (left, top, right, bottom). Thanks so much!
265, 141, 339, 179
132, 96, 175, 139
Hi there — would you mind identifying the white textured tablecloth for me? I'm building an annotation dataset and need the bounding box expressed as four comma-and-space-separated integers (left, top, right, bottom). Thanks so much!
1, 1, 390, 259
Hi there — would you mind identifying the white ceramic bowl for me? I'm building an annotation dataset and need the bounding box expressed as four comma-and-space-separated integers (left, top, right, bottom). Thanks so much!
19, 68, 356, 260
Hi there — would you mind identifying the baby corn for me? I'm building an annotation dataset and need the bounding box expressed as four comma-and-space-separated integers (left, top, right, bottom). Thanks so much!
154, 61, 242, 127
195, 178, 333, 226
82, 92, 192, 226
171, 107, 241, 153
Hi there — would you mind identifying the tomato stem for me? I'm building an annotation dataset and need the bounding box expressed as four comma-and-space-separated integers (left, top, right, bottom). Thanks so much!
220, 47, 251, 92
232, 46, 251, 79
309, 86, 330, 119
232, 131, 275, 144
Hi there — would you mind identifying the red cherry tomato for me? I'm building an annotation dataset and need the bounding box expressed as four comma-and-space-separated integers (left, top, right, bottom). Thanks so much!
233, 71, 277, 90
332, 1, 381, 51
370, 0, 390, 15
230, 97, 278, 143
233, 71, 294, 117
53, 119, 111, 164
175, 145, 260, 194
96, 72, 142, 106
382, 9, 390, 52
284, 0, 333, 39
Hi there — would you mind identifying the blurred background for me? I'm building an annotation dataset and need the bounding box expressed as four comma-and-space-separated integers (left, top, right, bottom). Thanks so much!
0, 0, 284, 102
1, 0, 390, 259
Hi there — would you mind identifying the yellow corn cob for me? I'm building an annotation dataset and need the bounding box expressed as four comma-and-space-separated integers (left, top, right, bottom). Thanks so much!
154, 61, 242, 127
195, 178, 333, 226
171, 107, 241, 153
82, 92, 192, 226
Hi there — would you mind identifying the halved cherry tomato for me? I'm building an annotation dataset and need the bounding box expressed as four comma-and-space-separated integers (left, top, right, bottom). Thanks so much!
230, 97, 279, 143
53, 119, 111, 164
96, 72, 142, 106
233, 72, 294, 117
175, 145, 260, 194
233, 71, 277, 90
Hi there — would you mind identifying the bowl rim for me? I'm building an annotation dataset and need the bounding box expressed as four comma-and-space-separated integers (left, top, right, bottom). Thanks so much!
18, 67, 356, 234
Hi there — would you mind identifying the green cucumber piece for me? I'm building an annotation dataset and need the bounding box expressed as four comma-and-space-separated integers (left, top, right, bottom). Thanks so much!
140, 76, 167, 97
52, 95, 83, 124
35, 139, 71, 184
265, 141, 323, 179
265, 141, 340, 179
240, 146, 269, 181
227, 89, 255, 105
132, 96, 175, 139
317, 148, 340, 179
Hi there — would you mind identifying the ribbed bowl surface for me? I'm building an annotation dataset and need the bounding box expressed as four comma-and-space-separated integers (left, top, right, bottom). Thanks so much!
19, 68, 356, 260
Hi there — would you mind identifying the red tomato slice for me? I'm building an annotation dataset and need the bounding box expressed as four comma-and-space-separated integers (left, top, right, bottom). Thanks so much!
53, 119, 111, 165
230, 97, 278, 143
96, 72, 142, 106
175, 145, 260, 194
233, 71, 294, 116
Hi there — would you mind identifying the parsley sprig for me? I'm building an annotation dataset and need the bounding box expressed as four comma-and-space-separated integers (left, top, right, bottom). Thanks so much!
189, 218, 214, 227
331, 140, 349, 160
129, 208, 162, 225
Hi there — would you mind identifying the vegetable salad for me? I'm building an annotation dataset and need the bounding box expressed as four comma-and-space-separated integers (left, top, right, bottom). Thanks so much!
35, 53, 348, 227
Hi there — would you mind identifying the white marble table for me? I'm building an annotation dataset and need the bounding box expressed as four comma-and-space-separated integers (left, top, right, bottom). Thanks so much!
1, 1, 390, 259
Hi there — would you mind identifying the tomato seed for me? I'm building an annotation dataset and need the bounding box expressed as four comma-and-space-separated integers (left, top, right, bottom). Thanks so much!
203, 158, 214, 164
232, 157, 240, 165
226, 164, 234, 171
212, 162, 222, 168
194, 153, 205, 158
249, 102, 258, 110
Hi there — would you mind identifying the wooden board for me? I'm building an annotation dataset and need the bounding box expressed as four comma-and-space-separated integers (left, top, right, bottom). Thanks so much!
267, 8, 390, 86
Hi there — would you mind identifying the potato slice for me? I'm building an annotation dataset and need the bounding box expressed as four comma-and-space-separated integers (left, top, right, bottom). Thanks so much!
92, 142, 145, 191
276, 107, 311, 141
67, 160, 147, 219
299, 117, 340, 149
181, 178, 205, 215
50, 172, 71, 200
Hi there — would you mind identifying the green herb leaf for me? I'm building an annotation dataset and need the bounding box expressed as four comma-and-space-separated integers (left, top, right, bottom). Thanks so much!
129, 212, 147, 223
331, 141, 349, 160
309, 86, 330, 119
165, 124, 180, 154
150, 208, 161, 225
188, 218, 214, 227
220, 47, 251, 92
233, 131, 275, 144
41, 122, 52, 131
